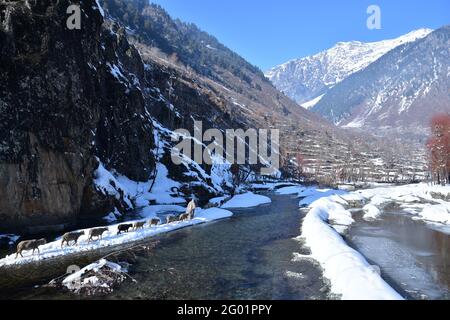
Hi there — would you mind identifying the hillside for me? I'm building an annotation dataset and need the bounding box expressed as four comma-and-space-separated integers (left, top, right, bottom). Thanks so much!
101, 0, 332, 128
104, 0, 427, 181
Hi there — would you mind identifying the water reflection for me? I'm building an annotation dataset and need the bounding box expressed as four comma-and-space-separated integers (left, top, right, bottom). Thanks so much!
349, 211, 450, 299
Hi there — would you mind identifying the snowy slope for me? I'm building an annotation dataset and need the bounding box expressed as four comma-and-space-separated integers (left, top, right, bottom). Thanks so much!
266, 29, 432, 105
301, 94, 325, 109
312, 26, 450, 135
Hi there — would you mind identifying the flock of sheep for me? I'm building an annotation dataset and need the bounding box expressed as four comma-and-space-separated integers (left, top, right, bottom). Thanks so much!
14, 200, 197, 259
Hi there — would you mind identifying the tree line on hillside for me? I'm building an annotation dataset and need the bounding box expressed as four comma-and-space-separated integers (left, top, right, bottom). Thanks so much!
279, 141, 424, 187
100, 0, 264, 86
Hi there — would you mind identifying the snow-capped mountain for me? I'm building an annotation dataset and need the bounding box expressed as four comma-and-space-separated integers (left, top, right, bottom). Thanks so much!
266, 29, 433, 106
312, 26, 450, 136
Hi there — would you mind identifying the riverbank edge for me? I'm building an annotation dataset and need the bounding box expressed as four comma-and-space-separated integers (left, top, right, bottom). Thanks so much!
0, 208, 233, 268
298, 183, 450, 300
275, 185, 404, 300
301, 194, 404, 300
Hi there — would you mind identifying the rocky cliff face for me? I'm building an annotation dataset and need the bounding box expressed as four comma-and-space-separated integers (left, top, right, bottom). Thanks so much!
0, 0, 154, 232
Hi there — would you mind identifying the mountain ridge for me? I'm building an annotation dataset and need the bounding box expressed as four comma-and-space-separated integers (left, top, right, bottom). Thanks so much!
311, 26, 450, 137
266, 28, 433, 106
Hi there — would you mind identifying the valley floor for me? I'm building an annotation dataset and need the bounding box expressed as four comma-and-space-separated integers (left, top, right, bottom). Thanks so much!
1, 182, 450, 300
1, 191, 331, 300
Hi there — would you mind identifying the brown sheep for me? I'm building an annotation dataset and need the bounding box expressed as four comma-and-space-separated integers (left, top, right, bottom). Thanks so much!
133, 221, 146, 231
149, 218, 160, 227
117, 223, 133, 235
166, 215, 178, 224
15, 238, 47, 258
61, 231, 85, 248
179, 213, 190, 221
88, 227, 108, 242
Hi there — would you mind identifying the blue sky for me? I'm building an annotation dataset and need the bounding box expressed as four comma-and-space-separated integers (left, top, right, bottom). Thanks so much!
149, 0, 449, 70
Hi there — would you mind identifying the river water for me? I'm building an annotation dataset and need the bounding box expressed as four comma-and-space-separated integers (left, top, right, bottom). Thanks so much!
6, 192, 450, 300
347, 210, 450, 300
3, 194, 333, 300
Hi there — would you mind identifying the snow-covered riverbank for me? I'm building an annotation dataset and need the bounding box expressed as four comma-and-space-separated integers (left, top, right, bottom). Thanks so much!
0, 208, 233, 267
355, 184, 450, 225
301, 195, 402, 300
276, 185, 402, 299
0, 189, 274, 268
276, 183, 450, 300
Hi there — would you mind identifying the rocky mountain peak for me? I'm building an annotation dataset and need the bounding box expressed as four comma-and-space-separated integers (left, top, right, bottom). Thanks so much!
265, 28, 433, 106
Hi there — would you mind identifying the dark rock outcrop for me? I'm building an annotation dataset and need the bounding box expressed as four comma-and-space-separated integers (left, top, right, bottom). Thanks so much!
0, 0, 154, 232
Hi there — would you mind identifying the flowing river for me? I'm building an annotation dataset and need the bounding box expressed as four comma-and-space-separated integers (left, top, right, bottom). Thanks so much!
3, 191, 450, 300
347, 209, 450, 300
1, 194, 332, 300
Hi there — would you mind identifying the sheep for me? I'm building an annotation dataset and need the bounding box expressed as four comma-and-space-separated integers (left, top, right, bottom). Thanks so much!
61, 231, 85, 248
149, 218, 160, 227
186, 199, 196, 220
133, 221, 146, 231
15, 238, 47, 258
166, 215, 178, 224
88, 227, 108, 242
178, 213, 190, 221
117, 223, 133, 235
